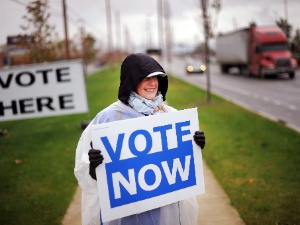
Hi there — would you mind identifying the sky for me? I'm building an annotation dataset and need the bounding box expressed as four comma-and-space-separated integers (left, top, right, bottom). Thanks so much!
0, 0, 299, 52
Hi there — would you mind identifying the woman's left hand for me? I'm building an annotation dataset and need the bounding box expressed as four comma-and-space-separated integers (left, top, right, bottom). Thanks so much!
193, 131, 205, 150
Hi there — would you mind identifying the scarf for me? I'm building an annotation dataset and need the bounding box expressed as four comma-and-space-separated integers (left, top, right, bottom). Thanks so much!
128, 91, 167, 115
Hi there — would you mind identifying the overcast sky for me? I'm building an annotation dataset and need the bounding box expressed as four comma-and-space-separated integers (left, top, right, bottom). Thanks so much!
1, 0, 299, 52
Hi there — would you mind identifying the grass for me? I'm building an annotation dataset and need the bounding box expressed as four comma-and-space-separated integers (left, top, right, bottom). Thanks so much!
0, 66, 299, 225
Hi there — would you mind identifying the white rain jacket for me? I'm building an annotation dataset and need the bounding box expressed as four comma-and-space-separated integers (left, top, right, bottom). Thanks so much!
74, 100, 199, 225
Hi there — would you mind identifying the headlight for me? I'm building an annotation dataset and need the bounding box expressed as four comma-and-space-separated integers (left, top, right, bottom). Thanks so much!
187, 66, 194, 72
291, 58, 298, 68
200, 65, 206, 71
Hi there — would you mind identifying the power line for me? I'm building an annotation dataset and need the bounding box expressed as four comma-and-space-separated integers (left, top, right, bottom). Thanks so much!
52, 0, 106, 38
66, 2, 106, 37
9, 0, 27, 7
9, 0, 105, 41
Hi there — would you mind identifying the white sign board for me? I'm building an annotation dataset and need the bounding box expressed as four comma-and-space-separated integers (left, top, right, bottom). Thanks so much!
0, 60, 88, 121
91, 107, 205, 223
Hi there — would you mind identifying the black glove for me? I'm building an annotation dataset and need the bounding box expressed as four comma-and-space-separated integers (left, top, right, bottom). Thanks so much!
193, 131, 205, 150
88, 142, 104, 180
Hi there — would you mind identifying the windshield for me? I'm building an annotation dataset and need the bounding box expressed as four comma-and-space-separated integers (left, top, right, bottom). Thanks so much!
261, 43, 288, 52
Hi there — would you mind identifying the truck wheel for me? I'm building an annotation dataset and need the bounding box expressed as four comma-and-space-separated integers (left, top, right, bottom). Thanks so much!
221, 65, 227, 74
259, 68, 265, 79
241, 66, 249, 76
289, 72, 295, 79
239, 66, 244, 75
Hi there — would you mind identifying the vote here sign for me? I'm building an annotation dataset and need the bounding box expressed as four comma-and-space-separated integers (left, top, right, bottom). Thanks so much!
91, 107, 205, 223
0, 59, 88, 121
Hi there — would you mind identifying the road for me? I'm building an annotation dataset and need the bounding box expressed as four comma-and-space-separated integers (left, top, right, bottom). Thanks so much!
161, 57, 300, 133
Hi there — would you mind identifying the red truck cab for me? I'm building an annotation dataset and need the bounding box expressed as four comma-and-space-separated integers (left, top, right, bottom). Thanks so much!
248, 24, 297, 79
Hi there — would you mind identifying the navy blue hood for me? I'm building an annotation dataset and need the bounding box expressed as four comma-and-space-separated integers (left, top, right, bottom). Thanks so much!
118, 53, 168, 104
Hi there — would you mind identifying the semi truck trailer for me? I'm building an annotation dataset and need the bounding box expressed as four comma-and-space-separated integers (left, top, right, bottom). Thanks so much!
216, 23, 297, 79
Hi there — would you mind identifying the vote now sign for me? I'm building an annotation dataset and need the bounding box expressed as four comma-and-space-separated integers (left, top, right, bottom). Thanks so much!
91, 107, 205, 222
0, 60, 88, 122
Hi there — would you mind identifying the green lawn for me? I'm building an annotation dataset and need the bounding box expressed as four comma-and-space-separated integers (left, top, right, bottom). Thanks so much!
0, 66, 299, 225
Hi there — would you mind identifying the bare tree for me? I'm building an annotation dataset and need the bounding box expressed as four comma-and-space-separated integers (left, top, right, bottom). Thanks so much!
21, 0, 57, 63
291, 29, 300, 64
82, 34, 97, 65
200, 0, 221, 103
276, 18, 292, 41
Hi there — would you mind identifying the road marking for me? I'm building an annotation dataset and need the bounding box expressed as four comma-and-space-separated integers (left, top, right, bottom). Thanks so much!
208, 81, 300, 113
274, 100, 281, 105
253, 94, 259, 99
263, 96, 270, 102
212, 82, 251, 96
289, 105, 297, 110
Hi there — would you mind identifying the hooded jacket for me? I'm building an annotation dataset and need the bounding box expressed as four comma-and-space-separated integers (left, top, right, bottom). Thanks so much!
74, 53, 198, 225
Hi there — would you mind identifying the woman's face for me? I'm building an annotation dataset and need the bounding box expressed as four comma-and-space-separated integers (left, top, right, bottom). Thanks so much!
135, 76, 158, 100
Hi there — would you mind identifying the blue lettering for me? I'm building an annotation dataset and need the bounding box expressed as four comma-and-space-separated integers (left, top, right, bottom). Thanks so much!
100, 133, 125, 161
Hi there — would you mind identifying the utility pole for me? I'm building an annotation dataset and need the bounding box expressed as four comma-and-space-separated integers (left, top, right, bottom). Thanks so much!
201, 0, 211, 103
78, 19, 85, 58
62, 0, 70, 60
115, 11, 121, 51
147, 14, 153, 49
157, 0, 164, 58
105, 0, 113, 65
164, 0, 172, 63
124, 25, 131, 53
78, 19, 86, 76
284, 0, 288, 21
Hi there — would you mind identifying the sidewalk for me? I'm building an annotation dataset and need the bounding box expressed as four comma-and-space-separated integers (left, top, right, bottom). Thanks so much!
62, 161, 245, 225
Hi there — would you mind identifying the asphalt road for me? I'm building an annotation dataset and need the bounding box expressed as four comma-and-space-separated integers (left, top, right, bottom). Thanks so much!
161, 58, 300, 133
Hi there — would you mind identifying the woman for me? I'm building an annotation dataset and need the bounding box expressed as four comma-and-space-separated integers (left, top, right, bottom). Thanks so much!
74, 53, 205, 225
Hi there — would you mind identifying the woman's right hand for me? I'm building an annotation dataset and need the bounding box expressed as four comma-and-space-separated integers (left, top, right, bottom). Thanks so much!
88, 142, 104, 180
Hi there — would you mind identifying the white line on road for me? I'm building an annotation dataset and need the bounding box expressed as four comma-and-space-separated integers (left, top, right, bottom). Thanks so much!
274, 100, 281, 105
212, 81, 297, 112
263, 96, 270, 102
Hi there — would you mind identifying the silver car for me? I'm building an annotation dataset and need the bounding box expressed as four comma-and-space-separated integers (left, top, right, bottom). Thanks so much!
185, 58, 206, 74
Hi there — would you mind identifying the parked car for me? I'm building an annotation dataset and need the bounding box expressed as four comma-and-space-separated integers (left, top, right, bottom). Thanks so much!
185, 58, 206, 74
